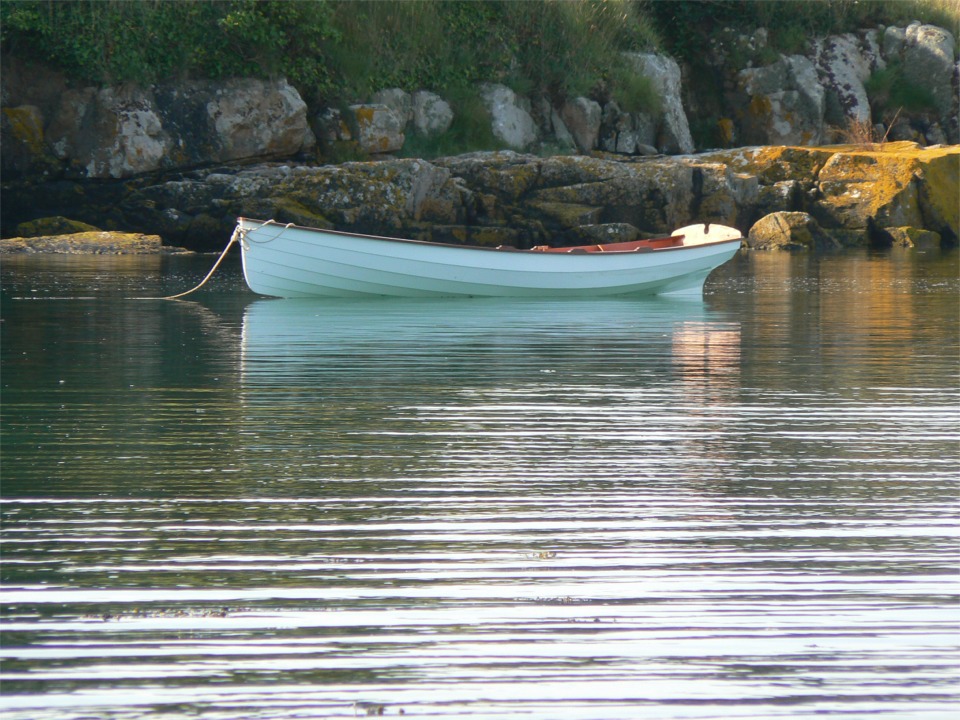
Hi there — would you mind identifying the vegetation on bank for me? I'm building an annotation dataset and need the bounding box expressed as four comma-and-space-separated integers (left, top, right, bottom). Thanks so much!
0, 1, 649, 101
3, 0, 955, 97
649, 0, 956, 62
1, 0, 956, 154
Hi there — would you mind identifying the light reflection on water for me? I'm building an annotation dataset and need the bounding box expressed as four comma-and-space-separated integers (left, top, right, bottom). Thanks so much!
1, 250, 958, 719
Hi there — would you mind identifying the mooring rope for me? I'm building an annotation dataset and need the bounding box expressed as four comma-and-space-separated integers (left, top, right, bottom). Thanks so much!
131, 219, 289, 301
127, 227, 240, 301
153, 226, 241, 300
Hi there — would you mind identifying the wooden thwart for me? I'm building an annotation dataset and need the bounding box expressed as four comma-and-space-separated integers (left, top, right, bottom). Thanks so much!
533, 234, 685, 253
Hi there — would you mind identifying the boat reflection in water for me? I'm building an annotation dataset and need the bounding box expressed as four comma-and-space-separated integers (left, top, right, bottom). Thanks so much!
239, 297, 742, 482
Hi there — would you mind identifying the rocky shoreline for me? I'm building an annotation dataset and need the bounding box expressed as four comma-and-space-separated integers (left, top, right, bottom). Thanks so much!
0, 231, 188, 255
2, 19, 956, 255
2, 141, 956, 256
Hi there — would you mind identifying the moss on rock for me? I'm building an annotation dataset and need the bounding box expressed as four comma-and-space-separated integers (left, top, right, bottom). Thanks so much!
15, 216, 100, 237
702, 146, 835, 185
272, 198, 334, 229
528, 201, 603, 227
883, 226, 942, 249
1, 105, 62, 178
916, 147, 960, 242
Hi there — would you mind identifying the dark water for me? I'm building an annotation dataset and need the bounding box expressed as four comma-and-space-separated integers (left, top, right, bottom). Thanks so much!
2, 249, 958, 719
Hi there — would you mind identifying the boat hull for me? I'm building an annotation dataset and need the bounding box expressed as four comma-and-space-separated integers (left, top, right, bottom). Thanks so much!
238, 219, 741, 298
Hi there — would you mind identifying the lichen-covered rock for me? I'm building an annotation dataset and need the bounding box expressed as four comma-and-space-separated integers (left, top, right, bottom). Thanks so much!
527, 201, 603, 227
531, 158, 698, 233
701, 145, 835, 185
205, 78, 316, 161
537, 154, 628, 188
816, 150, 921, 229
599, 101, 656, 155
572, 223, 641, 245
534, 154, 749, 231
756, 179, 802, 216
0, 231, 164, 254
737, 55, 824, 145
268, 198, 335, 230
9, 76, 316, 180
480, 84, 538, 151
915, 145, 960, 242
15, 216, 100, 237
559, 97, 602, 153
46, 84, 172, 178
347, 104, 404, 154
704, 142, 957, 244
411, 91, 454, 138
814, 141, 957, 236
435, 151, 543, 203
1, 104, 60, 179
900, 23, 956, 117
748, 211, 837, 250
880, 23, 957, 141
269, 158, 463, 233
681, 159, 758, 222
624, 53, 694, 154
424, 224, 520, 247
884, 226, 942, 249
371, 88, 413, 127
813, 33, 881, 125
4, 139, 952, 253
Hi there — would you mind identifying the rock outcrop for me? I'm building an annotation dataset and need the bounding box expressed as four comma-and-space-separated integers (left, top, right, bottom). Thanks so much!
812, 32, 881, 126
6, 141, 952, 253
14, 216, 100, 237
204, 78, 315, 163
713, 141, 957, 249
893, 23, 957, 118
480, 84, 539, 151
44, 83, 170, 179
348, 104, 405, 154
748, 211, 838, 250
736, 54, 825, 145
2, 71, 316, 180
0, 231, 166, 254
559, 97, 603, 154
706, 22, 957, 147
412, 90, 454, 138
626, 52, 695, 154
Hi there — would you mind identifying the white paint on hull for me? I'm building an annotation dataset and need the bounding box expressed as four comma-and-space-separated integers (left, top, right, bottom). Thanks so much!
238, 219, 742, 298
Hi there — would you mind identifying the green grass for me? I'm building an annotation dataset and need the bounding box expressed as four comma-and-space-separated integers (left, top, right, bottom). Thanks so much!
399, 90, 507, 159
1, 0, 662, 106
4, 0, 955, 100
866, 59, 940, 115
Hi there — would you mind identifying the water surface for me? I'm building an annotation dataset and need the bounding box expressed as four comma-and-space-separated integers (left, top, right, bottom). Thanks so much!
2, 249, 958, 719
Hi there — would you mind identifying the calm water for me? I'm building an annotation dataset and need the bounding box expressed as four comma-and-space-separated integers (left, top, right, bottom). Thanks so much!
1, 249, 958, 719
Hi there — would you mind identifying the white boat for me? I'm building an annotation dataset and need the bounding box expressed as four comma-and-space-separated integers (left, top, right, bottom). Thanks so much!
236, 217, 742, 298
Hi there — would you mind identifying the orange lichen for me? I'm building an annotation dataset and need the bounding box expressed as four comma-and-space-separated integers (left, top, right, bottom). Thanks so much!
818, 143, 958, 229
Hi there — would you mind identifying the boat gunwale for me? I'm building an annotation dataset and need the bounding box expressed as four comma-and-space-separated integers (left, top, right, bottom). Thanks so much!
238, 217, 743, 256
